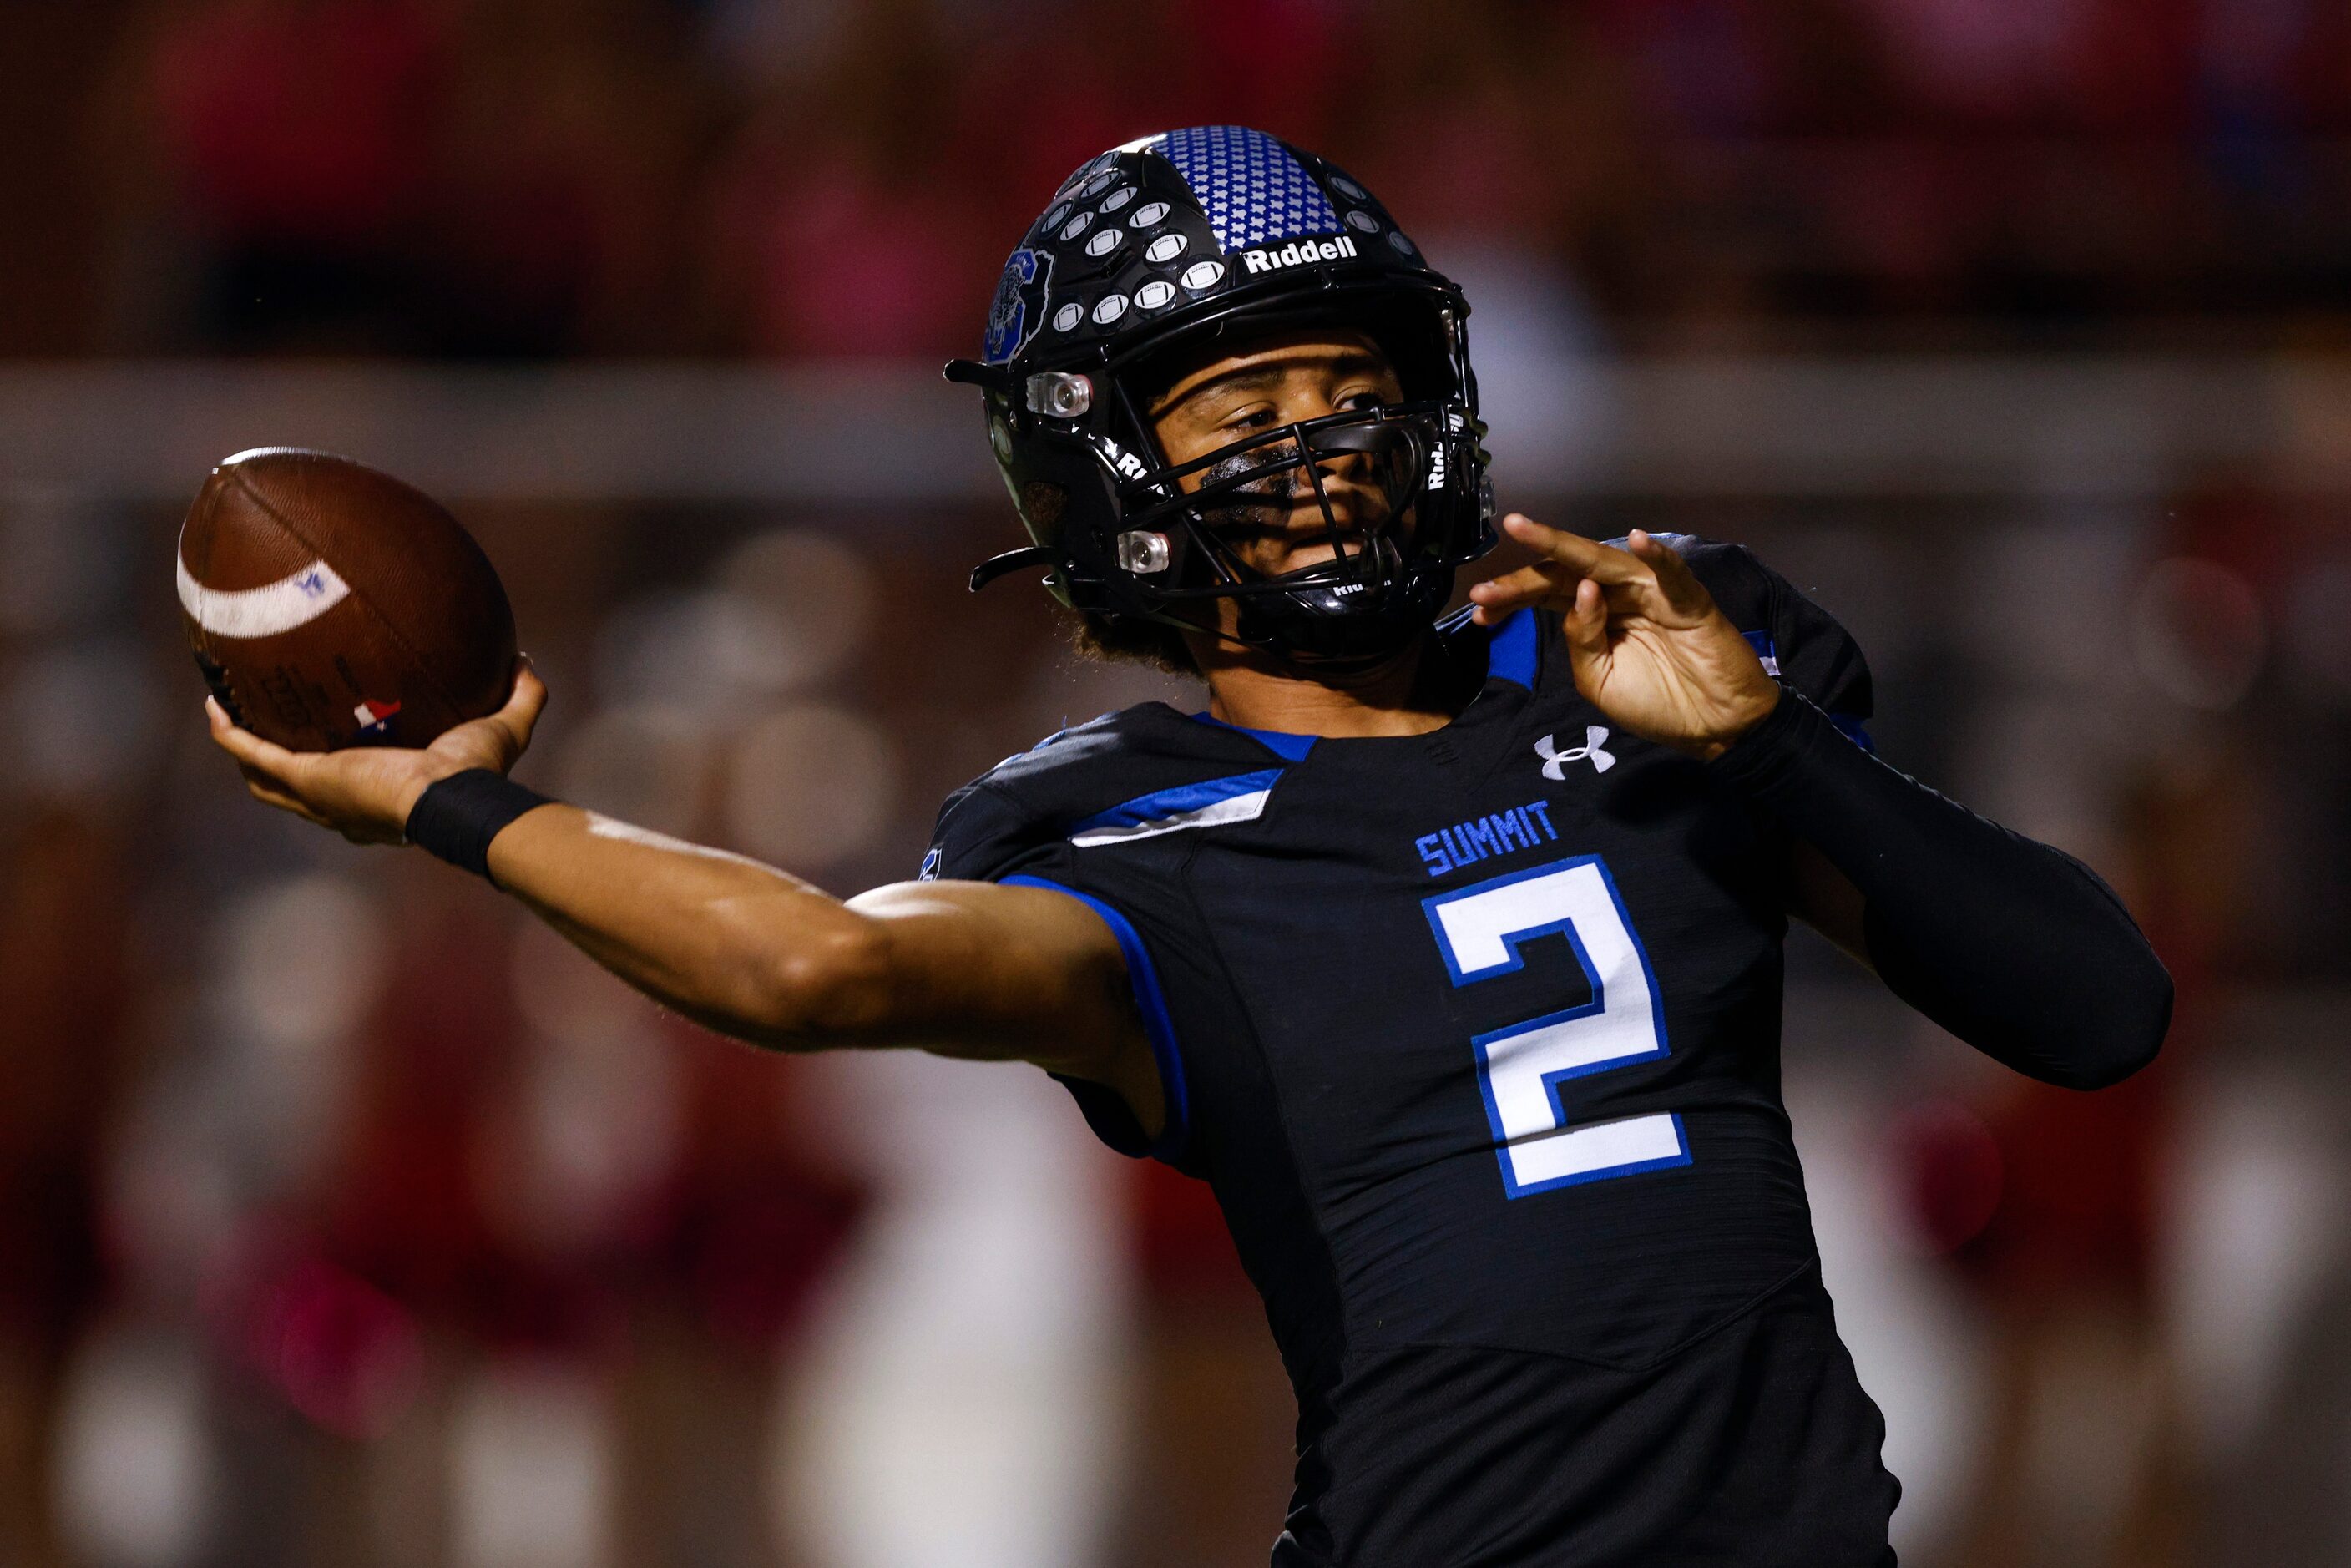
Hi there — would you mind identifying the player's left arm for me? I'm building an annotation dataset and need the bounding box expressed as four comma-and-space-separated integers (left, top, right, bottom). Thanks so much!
1470, 514, 2172, 1090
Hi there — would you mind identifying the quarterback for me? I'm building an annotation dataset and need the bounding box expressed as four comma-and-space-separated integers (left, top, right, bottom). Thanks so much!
212, 128, 2171, 1565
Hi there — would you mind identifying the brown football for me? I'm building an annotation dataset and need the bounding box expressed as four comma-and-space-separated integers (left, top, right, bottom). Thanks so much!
176, 448, 518, 752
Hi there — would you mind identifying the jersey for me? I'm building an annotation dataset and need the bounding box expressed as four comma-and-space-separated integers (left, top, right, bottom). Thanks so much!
923, 539, 1900, 1566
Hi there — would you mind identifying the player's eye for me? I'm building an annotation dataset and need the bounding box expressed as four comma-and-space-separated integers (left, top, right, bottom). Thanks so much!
1337, 389, 1388, 413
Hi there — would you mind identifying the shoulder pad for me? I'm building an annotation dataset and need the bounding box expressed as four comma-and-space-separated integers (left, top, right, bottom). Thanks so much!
924, 702, 1281, 879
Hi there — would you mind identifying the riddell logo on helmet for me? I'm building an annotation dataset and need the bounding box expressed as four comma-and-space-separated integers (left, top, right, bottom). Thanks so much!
1241, 235, 1358, 274
1093, 434, 1148, 481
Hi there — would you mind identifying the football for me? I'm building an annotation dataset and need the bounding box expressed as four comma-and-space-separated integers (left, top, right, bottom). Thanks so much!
176, 448, 518, 752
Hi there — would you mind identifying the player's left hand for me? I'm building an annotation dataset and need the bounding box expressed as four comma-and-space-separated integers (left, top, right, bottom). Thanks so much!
1468, 517, 1778, 761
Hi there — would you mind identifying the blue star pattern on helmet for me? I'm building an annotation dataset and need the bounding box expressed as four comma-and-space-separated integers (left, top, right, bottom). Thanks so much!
1150, 126, 1341, 253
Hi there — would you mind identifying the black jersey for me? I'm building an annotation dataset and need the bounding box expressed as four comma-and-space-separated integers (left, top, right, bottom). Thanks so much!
923, 539, 1900, 1566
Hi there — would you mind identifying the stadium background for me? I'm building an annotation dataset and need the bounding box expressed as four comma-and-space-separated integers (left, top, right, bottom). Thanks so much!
3, 2, 2350, 1565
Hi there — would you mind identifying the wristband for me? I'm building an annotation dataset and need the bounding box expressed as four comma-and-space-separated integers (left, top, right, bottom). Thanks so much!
404, 769, 553, 883
1706, 682, 1823, 793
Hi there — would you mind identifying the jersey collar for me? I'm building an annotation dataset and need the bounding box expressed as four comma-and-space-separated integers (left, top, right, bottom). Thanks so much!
1476, 606, 1539, 689
1186, 713, 1318, 760
1184, 608, 1537, 756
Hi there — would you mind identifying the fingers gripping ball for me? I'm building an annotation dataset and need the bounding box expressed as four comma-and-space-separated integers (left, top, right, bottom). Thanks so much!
176, 449, 518, 751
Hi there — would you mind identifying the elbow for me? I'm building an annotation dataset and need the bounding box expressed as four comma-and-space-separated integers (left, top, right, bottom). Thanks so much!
745, 920, 897, 1052
2045, 1034, 2160, 1092
1876, 878, 2177, 1091
2045, 954, 2175, 1091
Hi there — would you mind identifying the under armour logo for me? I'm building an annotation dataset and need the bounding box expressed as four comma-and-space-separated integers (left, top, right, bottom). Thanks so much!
1535, 726, 1616, 778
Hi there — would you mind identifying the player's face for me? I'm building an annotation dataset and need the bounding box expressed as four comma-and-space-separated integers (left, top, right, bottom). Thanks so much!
1146, 328, 1408, 579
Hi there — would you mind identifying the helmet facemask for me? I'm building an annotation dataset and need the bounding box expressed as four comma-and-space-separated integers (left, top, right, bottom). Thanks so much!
1107, 398, 1487, 665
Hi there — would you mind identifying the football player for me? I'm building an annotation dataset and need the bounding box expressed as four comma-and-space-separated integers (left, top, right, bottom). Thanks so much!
213, 127, 2171, 1565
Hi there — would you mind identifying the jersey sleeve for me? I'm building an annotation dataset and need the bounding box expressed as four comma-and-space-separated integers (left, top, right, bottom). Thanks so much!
1752, 558, 1874, 750
918, 772, 1200, 1171
919, 777, 1062, 884
1656, 534, 1875, 751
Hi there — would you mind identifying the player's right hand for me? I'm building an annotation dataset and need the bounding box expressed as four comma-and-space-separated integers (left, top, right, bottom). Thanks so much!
1467, 518, 1779, 761
206, 660, 547, 845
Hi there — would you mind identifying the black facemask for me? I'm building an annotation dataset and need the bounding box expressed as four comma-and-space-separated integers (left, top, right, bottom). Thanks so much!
1112, 404, 1471, 664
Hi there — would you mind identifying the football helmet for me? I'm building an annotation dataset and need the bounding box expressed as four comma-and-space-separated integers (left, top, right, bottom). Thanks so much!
948, 126, 1494, 665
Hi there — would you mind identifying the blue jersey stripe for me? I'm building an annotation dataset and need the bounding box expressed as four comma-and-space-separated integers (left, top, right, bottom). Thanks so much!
1487, 607, 1538, 688
1001, 874, 1191, 1164
1069, 768, 1286, 837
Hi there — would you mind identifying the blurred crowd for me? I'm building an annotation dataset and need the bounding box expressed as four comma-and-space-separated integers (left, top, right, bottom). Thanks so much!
2, 469, 2344, 1568
0, 486, 1248, 1568
2, 3, 2351, 1567
7, 0, 2351, 357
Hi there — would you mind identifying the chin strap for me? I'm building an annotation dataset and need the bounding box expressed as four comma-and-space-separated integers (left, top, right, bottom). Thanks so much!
968, 545, 1059, 592
943, 357, 1013, 391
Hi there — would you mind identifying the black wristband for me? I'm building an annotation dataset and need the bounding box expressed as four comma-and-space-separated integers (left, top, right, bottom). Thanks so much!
404, 769, 553, 883
1706, 683, 1833, 796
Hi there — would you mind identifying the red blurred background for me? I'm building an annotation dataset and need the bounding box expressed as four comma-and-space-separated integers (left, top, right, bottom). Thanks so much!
3, 3, 2350, 1565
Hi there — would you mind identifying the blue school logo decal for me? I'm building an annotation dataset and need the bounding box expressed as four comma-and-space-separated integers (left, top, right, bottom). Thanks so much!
983, 247, 1052, 365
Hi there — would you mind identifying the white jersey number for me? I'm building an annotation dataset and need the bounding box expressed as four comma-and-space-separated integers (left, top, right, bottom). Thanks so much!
1423, 856, 1690, 1198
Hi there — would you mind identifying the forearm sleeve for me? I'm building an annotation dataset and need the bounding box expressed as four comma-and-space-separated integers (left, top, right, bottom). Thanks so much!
1712, 690, 2172, 1089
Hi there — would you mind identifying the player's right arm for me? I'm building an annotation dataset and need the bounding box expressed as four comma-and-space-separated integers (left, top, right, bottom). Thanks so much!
494, 811, 1155, 1082
204, 672, 1164, 1130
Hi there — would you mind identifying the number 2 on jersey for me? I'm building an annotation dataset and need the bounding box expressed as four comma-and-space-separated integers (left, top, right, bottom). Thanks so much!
1423, 856, 1690, 1198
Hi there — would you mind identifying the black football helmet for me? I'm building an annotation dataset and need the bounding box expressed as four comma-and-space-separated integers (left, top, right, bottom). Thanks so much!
947, 126, 1494, 665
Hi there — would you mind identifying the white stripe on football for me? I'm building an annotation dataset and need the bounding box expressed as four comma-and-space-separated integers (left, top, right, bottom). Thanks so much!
176, 554, 351, 640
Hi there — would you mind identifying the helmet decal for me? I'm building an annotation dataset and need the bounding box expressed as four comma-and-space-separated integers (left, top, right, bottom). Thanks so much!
982, 247, 1053, 366
1148, 125, 1340, 251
